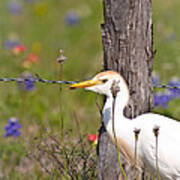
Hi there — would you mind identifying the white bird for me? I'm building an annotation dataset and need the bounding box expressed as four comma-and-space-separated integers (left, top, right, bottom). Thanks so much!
70, 71, 180, 180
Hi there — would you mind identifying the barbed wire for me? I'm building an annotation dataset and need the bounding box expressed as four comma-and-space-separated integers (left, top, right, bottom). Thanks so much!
0, 75, 77, 85
154, 84, 180, 90
0, 75, 179, 90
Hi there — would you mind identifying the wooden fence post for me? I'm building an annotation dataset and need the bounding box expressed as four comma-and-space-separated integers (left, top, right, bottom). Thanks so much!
98, 0, 154, 179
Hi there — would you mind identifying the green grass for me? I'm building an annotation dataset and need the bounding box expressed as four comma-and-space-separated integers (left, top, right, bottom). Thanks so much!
0, 0, 179, 178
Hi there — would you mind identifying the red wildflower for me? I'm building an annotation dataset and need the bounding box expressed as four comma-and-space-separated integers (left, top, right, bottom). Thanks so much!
27, 53, 40, 63
12, 45, 26, 55
88, 134, 98, 145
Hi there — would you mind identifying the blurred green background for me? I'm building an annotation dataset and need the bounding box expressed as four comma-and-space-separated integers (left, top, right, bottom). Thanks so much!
0, 0, 179, 179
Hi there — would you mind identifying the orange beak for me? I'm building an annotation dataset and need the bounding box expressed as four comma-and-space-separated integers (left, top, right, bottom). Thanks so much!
69, 79, 101, 89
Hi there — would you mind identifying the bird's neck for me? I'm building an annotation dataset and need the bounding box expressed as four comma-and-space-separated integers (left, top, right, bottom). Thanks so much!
102, 93, 129, 131
102, 92, 137, 166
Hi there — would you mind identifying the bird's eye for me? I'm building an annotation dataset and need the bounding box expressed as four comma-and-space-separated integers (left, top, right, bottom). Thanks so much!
102, 79, 108, 83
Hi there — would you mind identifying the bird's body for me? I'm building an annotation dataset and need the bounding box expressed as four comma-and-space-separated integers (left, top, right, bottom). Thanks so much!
70, 71, 180, 180
136, 114, 180, 180
104, 94, 180, 180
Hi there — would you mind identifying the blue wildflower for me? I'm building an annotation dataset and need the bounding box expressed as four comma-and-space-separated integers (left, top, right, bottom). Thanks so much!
168, 79, 180, 99
153, 75, 180, 109
18, 73, 36, 91
65, 12, 80, 26
24, 74, 36, 91
8, 1, 22, 14
4, 40, 21, 50
154, 93, 171, 108
5, 117, 22, 138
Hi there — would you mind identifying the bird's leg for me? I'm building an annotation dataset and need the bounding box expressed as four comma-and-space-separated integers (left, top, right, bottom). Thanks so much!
153, 125, 161, 180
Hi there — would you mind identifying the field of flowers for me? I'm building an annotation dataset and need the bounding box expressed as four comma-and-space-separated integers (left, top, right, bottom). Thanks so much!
0, 0, 180, 179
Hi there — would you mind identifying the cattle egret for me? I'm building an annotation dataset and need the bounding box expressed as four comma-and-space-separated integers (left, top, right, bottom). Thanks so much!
70, 71, 180, 180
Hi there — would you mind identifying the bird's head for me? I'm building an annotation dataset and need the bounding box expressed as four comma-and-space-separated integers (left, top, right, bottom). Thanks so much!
69, 71, 129, 99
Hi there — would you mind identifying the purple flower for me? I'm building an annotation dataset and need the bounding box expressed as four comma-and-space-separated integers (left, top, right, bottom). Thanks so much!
5, 117, 22, 138
18, 73, 36, 91
24, 75, 36, 91
168, 79, 180, 87
65, 12, 80, 26
8, 1, 22, 14
154, 93, 171, 108
4, 40, 21, 50
153, 75, 180, 109
168, 79, 180, 99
